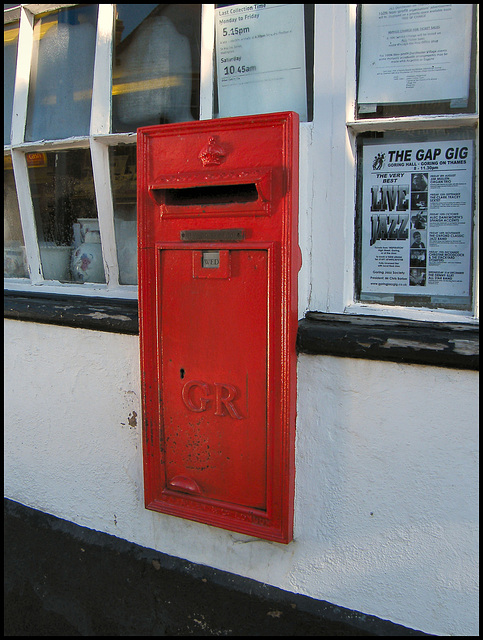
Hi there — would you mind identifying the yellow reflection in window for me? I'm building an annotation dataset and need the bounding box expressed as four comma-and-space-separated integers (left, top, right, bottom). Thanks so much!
112, 76, 182, 96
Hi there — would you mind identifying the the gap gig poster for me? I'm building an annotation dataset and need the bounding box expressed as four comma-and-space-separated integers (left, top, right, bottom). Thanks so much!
361, 139, 474, 302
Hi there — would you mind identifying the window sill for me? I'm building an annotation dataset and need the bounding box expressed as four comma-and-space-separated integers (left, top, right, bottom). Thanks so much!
4, 290, 138, 335
297, 312, 479, 370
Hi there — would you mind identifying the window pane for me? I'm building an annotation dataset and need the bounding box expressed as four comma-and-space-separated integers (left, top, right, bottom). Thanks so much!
110, 145, 137, 285
4, 20, 19, 145
28, 148, 105, 283
25, 5, 98, 142
4, 156, 29, 279
356, 129, 475, 309
112, 4, 201, 132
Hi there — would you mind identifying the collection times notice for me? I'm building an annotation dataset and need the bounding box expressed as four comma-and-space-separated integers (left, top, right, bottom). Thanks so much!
215, 4, 307, 119
361, 139, 474, 301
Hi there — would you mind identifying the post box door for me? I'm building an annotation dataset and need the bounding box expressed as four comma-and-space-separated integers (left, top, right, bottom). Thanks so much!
161, 248, 268, 509
138, 112, 299, 543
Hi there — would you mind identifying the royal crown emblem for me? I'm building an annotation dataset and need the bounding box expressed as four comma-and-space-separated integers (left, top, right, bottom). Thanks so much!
198, 137, 226, 167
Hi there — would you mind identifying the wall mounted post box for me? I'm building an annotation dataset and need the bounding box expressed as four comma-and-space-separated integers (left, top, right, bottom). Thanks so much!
137, 112, 299, 543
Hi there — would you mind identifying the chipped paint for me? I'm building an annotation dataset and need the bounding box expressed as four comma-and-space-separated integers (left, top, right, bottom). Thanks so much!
451, 339, 479, 356
382, 338, 447, 352
87, 311, 132, 322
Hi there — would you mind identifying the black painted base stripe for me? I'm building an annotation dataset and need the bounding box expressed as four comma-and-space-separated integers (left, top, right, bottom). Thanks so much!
5, 499, 432, 636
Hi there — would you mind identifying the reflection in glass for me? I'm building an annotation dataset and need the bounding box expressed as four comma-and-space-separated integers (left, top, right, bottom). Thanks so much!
4, 156, 29, 279
28, 149, 105, 283
4, 20, 19, 145
112, 4, 201, 132
25, 5, 98, 142
110, 145, 137, 285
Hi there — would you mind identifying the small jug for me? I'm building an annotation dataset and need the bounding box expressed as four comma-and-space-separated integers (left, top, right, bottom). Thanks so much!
71, 229, 105, 283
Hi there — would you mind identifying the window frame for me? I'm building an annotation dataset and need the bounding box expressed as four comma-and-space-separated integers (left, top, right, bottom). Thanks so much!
344, 4, 479, 323
291, 3, 478, 373
4, 3, 212, 300
344, 3, 479, 323
4, 3, 479, 341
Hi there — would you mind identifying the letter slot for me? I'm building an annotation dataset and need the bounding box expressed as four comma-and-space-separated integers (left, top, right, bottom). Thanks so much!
138, 112, 300, 543
158, 183, 259, 206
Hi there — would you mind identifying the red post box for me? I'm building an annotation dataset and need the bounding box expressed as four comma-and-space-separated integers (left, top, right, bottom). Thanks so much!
137, 112, 299, 543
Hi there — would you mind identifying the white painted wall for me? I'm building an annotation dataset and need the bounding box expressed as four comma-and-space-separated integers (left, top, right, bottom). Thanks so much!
4, 318, 479, 636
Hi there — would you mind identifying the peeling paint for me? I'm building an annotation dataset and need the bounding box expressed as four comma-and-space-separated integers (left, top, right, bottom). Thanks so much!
267, 610, 283, 618
87, 312, 132, 322
382, 338, 447, 352
451, 339, 479, 356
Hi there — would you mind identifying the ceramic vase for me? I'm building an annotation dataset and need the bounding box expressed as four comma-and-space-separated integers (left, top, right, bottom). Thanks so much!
71, 230, 105, 283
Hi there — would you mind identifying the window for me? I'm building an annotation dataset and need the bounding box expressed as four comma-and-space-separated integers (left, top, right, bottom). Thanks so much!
4, 3, 202, 295
4, 155, 28, 279
350, 4, 478, 317
4, 4, 477, 358
7, 3, 474, 329
4, 15, 19, 146
25, 5, 98, 142
5, 3, 314, 301
111, 4, 201, 131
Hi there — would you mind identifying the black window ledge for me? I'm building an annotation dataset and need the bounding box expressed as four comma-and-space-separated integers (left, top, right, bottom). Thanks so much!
4, 292, 479, 370
298, 312, 478, 370
4, 290, 139, 335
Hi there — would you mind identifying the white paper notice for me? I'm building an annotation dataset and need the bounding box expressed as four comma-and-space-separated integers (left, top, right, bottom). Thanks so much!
361, 139, 474, 302
215, 4, 307, 120
358, 4, 473, 107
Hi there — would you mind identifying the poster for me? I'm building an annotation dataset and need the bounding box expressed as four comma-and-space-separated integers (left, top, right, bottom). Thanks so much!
215, 4, 307, 120
358, 4, 473, 109
361, 139, 474, 302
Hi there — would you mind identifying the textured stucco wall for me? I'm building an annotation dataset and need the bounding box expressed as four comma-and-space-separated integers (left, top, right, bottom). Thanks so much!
4, 318, 479, 636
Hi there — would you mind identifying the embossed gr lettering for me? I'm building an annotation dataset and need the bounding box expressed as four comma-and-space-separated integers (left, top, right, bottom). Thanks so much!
181, 380, 243, 419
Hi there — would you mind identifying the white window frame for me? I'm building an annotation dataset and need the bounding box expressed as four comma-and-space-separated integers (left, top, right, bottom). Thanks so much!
4, 3, 215, 300
305, 4, 478, 324
5, 4, 479, 325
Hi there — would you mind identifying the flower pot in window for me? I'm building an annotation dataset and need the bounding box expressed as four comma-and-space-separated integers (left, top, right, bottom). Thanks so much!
39, 243, 71, 281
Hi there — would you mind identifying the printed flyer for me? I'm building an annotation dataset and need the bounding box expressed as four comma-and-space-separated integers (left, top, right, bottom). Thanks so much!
361, 139, 474, 302
358, 4, 473, 108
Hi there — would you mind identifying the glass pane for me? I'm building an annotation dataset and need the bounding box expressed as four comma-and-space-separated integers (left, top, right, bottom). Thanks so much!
109, 145, 137, 285
4, 20, 19, 145
355, 129, 475, 310
28, 148, 105, 283
112, 4, 201, 132
356, 4, 477, 119
25, 5, 98, 142
4, 156, 29, 279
